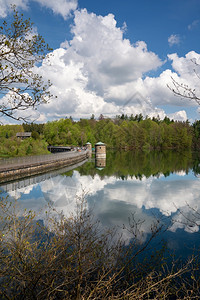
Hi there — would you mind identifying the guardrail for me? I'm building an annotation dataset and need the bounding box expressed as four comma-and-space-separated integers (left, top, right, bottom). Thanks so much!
0, 150, 88, 172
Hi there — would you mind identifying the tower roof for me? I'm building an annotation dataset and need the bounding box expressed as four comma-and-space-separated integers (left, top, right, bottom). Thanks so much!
95, 142, 105, 146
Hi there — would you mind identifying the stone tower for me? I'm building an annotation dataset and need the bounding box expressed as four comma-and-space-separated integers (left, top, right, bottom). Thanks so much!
95, 142, 106, 169
85, 142, 92, 151
95, 142, 106, 158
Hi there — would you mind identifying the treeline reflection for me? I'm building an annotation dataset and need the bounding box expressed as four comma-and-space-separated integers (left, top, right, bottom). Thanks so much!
75, 150, 200, 179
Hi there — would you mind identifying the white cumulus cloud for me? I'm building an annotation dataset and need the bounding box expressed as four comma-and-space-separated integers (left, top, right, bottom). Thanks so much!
168, 110, 188, 122
0, 0, 77, 19
0, 0, 28, 18
168, 34, 181, 47
188, 20, 199, 31
34, 9, 167, 121
2, 6, 200, 122
34, 10, 199, 122
34, 0, 77, 20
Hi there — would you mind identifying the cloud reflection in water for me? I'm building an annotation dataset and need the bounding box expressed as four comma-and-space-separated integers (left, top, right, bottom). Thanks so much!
5, 169, 200, 242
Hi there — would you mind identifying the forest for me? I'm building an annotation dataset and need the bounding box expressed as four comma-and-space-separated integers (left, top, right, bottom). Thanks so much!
0, 115, 200, 157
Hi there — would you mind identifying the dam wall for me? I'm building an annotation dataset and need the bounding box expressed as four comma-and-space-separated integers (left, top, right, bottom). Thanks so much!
0, 150, 89, 183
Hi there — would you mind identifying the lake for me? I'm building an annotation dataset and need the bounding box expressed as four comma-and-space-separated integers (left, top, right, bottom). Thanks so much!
1, 150, 200, 260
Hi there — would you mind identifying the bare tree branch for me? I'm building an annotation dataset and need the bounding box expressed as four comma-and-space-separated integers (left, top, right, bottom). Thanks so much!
0, 6, 53, 122
167, 59, 200, 106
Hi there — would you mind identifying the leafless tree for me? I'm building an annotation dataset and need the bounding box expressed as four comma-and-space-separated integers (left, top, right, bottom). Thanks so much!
168, 59, 200, 106
0, 195, 198, 299
0, 6, 53, 122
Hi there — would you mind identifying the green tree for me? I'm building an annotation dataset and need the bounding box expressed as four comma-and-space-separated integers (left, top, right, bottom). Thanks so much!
0, 7, 52, 121
193, 120, 200, 149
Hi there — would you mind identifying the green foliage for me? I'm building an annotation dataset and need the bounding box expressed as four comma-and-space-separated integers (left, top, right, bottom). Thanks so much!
42, 116, 196, 151
77, 150, 194, 179
0, 123, 49, 157
22, 123, 45, 135
0, 136, 49, 157
193, 120, 200, 149
0, 115, 199, 158
0, 124, 23, 138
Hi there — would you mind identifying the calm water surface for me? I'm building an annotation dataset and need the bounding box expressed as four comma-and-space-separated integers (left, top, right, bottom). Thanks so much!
1, 150, 200, 259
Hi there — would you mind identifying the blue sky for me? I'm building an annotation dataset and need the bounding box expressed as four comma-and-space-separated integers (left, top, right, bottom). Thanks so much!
1, 0, 200, 123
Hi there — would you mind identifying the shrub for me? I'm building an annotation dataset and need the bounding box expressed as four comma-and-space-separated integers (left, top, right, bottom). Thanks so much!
0, 196, 197, 299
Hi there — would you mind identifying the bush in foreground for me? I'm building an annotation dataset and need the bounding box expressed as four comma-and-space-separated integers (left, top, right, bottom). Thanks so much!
0, 196, 199, 299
